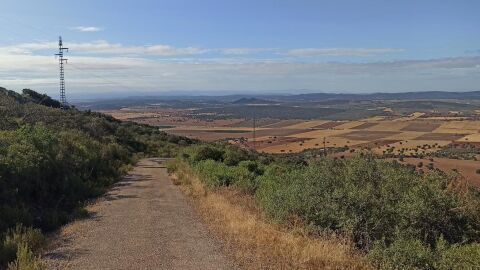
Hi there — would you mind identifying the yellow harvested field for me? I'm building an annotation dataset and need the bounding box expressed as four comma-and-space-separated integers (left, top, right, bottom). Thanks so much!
457, 133, 480, 143
335, 121, 369, 130
367, 121, 410, 131
251, 115, 480, 153
318, 137, 366, 148
292, 129, 351, 139
115, 108, 480, 154
282, 120, 329, 129
373, 140, 450, 155
383, 131, 426, 140
260, 137, 367, 153
255, 116, 480, 154
433, 121, 480, 133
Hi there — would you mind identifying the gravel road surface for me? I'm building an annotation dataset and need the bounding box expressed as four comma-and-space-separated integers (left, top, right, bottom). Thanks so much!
45, 158, 237, 270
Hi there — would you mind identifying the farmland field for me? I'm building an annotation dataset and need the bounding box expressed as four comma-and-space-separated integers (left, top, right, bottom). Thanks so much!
102, 108, 480, 154
103, 107, 480, 186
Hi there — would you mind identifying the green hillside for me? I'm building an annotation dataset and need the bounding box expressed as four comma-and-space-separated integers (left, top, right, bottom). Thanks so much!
0, 87, 195, 268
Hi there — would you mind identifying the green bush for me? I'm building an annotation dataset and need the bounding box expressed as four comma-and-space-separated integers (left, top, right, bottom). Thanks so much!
255, 155, 480, 252
435, 241, 480, 270
369, 237, 434, 270
369, 237, 480, 269
230, 165, 257, 193
189, 145, 224, 163
223, 145, 252, 166
194, 160, 234, 187
179, 134, 480, 270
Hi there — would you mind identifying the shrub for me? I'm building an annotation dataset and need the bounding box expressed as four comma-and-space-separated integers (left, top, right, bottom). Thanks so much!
255, 155, 480, 251
180, 143, 480, 270
194, 160, 234, 187
6, 244, 44, 270
0, 225, 45, 268
3, 225, 45, 254
435, 242, 480, 270
230, 165, 257, 193
223, 145, 252, 166
189, 145, 224, 163
368, 237, 434, 270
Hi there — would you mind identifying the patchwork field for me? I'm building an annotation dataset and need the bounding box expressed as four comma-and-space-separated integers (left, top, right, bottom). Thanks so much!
103, 109, 480, 154
104, 109, 480, 185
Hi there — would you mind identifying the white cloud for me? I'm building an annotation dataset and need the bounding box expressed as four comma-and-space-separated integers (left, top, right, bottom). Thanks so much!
1, 50, 478, 96
4, 40, 208, 56
73, 26, 103, 32
220, 48, 274, 55
285, 48, 404, 56
0, 40, 478, 96
1, 40, 405, 58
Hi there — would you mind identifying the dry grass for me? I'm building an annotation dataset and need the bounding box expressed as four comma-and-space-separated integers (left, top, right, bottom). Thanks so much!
171, 162, 371, 270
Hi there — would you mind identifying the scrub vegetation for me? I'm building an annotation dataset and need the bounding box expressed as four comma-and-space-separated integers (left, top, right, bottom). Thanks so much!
0, 87, 194, 269
169, 143, 480, 269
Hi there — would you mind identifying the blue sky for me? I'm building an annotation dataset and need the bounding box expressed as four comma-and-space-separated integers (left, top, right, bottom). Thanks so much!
0, 0, 479, 97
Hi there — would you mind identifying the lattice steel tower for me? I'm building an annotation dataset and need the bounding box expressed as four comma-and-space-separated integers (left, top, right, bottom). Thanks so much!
55, 36, 68, 107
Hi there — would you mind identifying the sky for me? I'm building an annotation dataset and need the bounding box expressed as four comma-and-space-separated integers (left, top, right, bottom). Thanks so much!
0, 0, 479, 98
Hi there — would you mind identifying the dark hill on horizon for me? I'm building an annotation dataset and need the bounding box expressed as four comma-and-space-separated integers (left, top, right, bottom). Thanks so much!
280, 90, 480, 101
231, 97, 276, 104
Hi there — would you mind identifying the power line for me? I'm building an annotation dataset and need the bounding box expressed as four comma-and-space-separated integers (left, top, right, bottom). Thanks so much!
0, 15, 163, 97
68, 63, 145, 94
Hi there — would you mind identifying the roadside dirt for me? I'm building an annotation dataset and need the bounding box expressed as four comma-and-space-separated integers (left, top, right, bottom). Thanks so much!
44, 158, 238, 270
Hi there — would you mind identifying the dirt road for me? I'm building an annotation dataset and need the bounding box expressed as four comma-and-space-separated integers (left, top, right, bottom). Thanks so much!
45, 158, 237, 270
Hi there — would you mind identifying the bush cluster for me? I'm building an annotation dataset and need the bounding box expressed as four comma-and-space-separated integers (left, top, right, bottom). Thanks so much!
179, 143, 480, 269
0, 124, 132, 233
0, 87, 195, 268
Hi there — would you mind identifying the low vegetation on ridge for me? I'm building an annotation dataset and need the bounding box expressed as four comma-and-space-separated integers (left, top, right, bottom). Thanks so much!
0, 87, 195, 269
169, 143, 480, 269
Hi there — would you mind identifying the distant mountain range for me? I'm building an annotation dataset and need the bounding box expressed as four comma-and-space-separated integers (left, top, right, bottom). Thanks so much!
280, 91, 480, 101
68, 90, 480, 110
